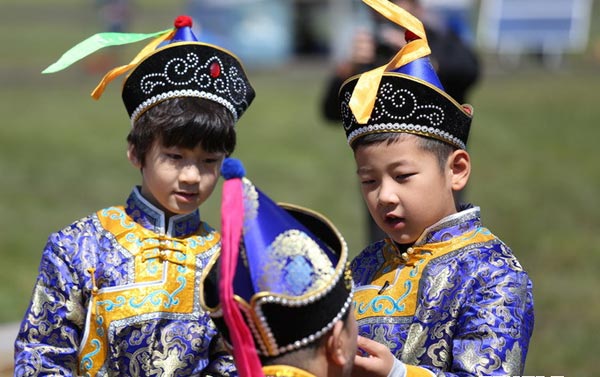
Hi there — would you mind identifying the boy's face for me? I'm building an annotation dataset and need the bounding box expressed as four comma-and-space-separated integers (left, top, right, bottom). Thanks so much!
355, 135, 459, 244
129, 140, 225, 218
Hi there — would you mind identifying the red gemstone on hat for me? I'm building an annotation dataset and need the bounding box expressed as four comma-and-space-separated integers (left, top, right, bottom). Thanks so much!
405, 30, 420, 43
210, 62, 221, 78
174, 15, 193, 28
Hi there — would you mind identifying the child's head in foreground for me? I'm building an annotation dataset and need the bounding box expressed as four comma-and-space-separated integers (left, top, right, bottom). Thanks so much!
116, 15, 255, 218
200, 159, 356, 376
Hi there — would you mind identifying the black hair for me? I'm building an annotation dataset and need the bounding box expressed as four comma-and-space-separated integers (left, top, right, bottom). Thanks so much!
351, 132, 456, 171
127, 97, 236, 165
259, 307, 352, 366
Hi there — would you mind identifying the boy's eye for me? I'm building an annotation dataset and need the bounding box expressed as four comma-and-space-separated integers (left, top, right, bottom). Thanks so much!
166, 153, 182, 160
396, 173, 415, 181
204, 158, 219, 164
360, 178, 376, 185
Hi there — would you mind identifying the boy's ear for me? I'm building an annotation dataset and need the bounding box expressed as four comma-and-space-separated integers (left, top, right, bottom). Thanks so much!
127, 144, 142, 169
326, 320, 349, 367
448, 149, 471, 191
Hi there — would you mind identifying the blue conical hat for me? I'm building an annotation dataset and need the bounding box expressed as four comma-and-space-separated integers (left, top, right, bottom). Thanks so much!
201, 158, 353, 367
392, 30, 444, 90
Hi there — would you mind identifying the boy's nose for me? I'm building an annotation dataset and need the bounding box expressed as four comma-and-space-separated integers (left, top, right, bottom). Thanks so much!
180, 164, 201, 183
377, 178, 399, 206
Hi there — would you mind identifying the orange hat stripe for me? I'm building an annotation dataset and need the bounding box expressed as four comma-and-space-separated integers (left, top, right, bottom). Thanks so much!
349, 0, 431, 124
91, 30, 175, 100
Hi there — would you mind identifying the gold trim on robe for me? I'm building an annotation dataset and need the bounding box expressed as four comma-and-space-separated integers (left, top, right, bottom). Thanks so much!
78, 206, 220, 376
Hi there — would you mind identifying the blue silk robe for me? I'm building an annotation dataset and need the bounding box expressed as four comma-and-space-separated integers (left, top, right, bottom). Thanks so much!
351, 206, 534, 376
14, 187, 236, 376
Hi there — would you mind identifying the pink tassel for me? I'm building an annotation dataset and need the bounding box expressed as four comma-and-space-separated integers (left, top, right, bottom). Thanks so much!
219, 178, 264, 377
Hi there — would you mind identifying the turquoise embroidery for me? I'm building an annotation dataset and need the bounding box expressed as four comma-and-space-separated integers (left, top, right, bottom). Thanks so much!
80, 338, 101, 371
94, 314, 105, 337
188, 224, 216, 248
409, 250, 431, 277
463, 227, 491, 241
139, 238, 160, 274
176, 249, 186, 261
146, 257, 159, 274
97, 296, 126, 312
356, 280, 413, 315
189, 236, 207, 248
94, 296, 126, 337
129, 276, 186, 309
125, 232, 145, 247
101, 207, 135, 229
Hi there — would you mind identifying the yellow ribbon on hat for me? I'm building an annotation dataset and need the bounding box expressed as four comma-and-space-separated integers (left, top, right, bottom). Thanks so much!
349, 0, 431, 124
91, 30, 175, 100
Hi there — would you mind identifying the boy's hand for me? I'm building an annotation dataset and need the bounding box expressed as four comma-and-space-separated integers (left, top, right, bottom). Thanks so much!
352, 336, 396, 377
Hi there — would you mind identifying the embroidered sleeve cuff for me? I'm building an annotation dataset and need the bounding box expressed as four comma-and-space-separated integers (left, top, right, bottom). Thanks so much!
387, 357, 406, 377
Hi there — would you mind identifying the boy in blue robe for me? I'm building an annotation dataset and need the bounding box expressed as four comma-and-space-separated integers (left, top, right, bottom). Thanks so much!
14, 15, 255, 376
337, 1, 534, 376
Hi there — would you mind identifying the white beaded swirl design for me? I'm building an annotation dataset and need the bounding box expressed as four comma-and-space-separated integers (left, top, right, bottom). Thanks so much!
348, 122, 465, 150
254, 286, 354, 356
340, 83, 464, 149
130, 89, 238, 125
130, 52, 249, 123
239, 304, 269, 355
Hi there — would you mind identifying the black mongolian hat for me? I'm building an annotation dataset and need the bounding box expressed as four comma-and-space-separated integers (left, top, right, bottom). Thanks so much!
340, 0, 473, 149
43, 15, 255, 125
200, 158, 353, 376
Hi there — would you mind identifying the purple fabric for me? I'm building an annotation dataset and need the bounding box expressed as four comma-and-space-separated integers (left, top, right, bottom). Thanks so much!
351, 206, 534, 376
14, 187, 237, 376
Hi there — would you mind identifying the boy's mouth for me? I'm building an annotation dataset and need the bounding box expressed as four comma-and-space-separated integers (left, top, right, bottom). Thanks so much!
175, 191, 198, 201
384, 214, 405, 229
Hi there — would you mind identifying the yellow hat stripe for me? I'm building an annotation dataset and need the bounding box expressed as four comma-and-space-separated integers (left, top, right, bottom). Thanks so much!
349, 0, 431, 124
91, 30, 175, 100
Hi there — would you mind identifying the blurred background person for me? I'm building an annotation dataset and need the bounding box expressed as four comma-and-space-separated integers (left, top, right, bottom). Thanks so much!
185, 0, 294, 69
421, 0, 476, 45
86, 0, 135, 73
95, 0, 133, 33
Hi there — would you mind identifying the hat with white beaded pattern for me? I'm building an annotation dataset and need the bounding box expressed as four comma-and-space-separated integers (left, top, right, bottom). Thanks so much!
122, 15, 255, 124
42, 15, 255, 125
339, 0, 472, 149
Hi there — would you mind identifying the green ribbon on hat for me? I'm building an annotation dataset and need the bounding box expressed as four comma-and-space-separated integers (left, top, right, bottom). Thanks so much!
42, 29, 171, 74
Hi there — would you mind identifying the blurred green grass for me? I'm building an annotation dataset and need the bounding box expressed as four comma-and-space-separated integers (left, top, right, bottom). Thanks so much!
1, 1, 600, 377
